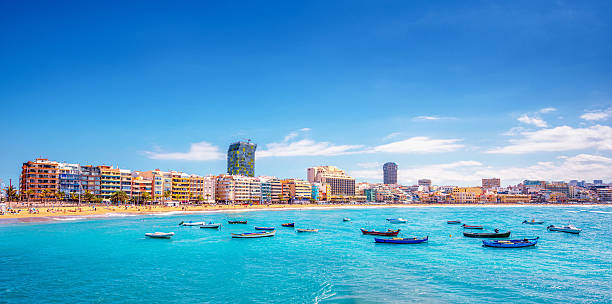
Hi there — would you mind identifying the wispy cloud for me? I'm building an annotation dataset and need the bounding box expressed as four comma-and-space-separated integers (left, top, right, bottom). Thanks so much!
258, 139, 364, 157
413, 116, 441, 121
383, 132, 401, 140
517, 114, 547, 128
487, 125, 612, 154
369, 137, 464, 153
539, 107, 557, 113
580, 108, 612, 121
144, 141, 224, 161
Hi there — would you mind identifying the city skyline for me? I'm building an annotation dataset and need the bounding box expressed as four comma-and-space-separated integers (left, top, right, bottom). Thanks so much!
1, 1, 612, 188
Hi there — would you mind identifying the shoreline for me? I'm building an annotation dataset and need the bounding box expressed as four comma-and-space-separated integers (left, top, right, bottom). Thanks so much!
1, 203, 610, 225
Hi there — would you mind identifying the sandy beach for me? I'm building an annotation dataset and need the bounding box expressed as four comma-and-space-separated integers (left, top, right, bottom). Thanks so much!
1, 202, 608, 223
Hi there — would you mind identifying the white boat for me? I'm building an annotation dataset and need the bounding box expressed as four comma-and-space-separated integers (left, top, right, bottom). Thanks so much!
231, 230, 276, 238
145, 232, 175, 239
179, 221, 205, 226
547, 225, 581, 234
387, 218, 408, 224
200, 222, 221, 229
296, 228, 319, 233
343, 218, 351, 222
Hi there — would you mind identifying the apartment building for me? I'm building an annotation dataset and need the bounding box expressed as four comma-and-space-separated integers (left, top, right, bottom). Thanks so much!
20, 158, 59, 201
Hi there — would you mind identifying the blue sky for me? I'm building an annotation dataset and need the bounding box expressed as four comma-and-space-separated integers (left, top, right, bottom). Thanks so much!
1, 1, 611, 187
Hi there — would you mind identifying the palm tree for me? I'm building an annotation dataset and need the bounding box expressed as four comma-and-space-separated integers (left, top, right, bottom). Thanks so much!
55, 191, 64, 206
163, 190, 172, 202
205, 193, 211, 204
140, 192, 152, 205
70, 192, 79, 202
196, 195, 204, 204
83, 191, 95, 204
4, 185, 18, 202
23, 190, 34, 207
41, 189, 52, 206
110, 191, 129, 204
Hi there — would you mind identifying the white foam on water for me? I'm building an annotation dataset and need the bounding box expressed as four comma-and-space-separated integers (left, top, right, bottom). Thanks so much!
51, 217, 86, 221
589, 210, 612, 214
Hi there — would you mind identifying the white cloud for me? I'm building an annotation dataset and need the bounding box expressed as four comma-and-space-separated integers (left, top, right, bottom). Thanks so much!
487, 125, 612, 154
356, 162, 381, 169
299, 128, 311, 132
258, 139, 363, 157
580, 108, 612, 121
517, 114, 547, 128
144, 141, 224, 161
370, 137, 464, 153
351, 154, 612, 186
413, 116, 441, 121
383, 132, 401, 140
539, 107, 557, 113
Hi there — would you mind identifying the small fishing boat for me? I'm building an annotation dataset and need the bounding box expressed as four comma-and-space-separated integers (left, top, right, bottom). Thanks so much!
254, 226, 275, 231
360, 228, 400, 236
296, 228, 318, 233
200, 222, 221, 229
462, 224, 484, 229
374, 236, 428, 244
447, 220, 461, 224
145, 232, 175, 239
482, 237, 539, 248
522, 220, 544, 225
464, 230, 511, 238
547, 225, 581, 234
281, 222, 295, 227
231, 230, 276, 238
179, 221, 204, 226
343, 218, 351, 222
228, 220, 247, 224
387, 218, 408, 224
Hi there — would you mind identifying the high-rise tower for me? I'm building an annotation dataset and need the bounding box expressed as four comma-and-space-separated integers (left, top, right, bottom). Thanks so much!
383, 162, 398, 184
227, 141, 257, 177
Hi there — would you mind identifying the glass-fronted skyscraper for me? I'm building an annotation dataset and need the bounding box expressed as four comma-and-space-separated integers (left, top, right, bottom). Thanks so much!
227, 141, 257, 177
383, 162, 398, 185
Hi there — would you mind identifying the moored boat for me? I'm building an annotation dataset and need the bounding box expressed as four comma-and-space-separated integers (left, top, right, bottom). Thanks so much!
179, 221, 205, 226
343, 218, 351, 222
447, 220, 461, 224
200, 222, 221, 229
462, 224, 484, 229
254, 226, 275, 231
228, 220, 247, 224
296, 228, 318, 233
387, 218, 408, 224
547, 225, 581, 234
464, 230, 511, 238
145, 232, 175, 239
374, 236, 428, 244
522, 220, 544, 225
281, 222, 295, 227
360, 228, 400, 236
482, 237, 538, 248
231, 230, 276, 238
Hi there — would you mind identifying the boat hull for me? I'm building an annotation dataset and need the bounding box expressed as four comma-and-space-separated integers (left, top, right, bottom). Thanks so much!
522, 221, 544, 225
145, 232, 175, 239
200, 224, 221, 229
281, 223, 295, 227
447, 221, 461, 224
374, 236, 428, 244
547, 226, 581, 234
360, 229, 400, 236
462, 225, 483, 229
254, 227, 275, 231
296, 229, 318, 232
228, 221, 247, 224
483, 238, 538, 248
231, 231, 275, 238
180, 222, 204, 226
464, 231, 511, 238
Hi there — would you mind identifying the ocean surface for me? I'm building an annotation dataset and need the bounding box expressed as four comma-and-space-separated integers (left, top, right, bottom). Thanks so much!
1, 206, 611, 303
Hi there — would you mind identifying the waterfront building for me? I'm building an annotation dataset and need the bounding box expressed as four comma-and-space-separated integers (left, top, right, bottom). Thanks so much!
260, 180, 272, 203
451, 187, 483, 203
311, 183, 320, 201
281, 179, 312, 202
482, 178, 501, 189
418, 179, 432, 187
497, 194, 531, 203
80, 165, 101, 196
227, 141, 257, 177
594, 180, 603, 185
202, 175, 216, 203
216, 174, 261, 204
137, 169, 168, 201
307, 166, 355, 197
99, 166, 121, 200
20, 158, 60, 201
595, 188, 612, 202
383, 162, 398, 185
171, 172, 190, 202
120, 169, 132, 196
58, 163, 81, 198
545, 181, 569, 196
131, 176, 152, 199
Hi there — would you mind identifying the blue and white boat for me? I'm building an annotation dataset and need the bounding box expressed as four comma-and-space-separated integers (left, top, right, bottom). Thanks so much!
482, 237, 539, 248
231, 231, 276, 238
145, 232, 175, 239
547, 225, 581, 234
386, 218, 407, 224
374, 236, 428, 244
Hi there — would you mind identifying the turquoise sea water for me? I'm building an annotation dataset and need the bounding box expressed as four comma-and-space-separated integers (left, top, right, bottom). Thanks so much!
1, 206, 611, 303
